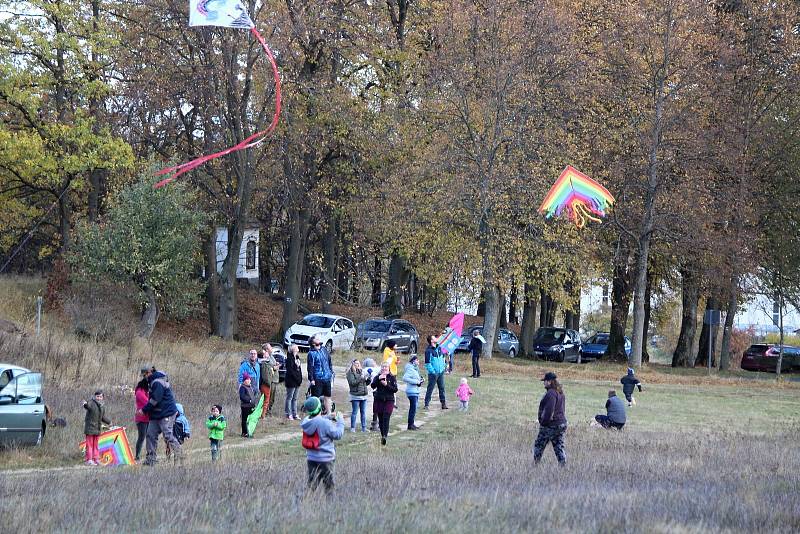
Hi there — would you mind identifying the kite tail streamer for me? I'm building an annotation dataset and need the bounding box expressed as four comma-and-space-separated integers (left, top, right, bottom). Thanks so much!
154, 27, 282, 189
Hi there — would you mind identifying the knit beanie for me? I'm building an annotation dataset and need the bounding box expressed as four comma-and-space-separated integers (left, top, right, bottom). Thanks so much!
627, 368, 634, 376
304, 396, 322, 416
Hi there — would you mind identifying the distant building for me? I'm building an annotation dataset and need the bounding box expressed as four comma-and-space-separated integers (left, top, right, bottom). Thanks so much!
215, 226, 259, 287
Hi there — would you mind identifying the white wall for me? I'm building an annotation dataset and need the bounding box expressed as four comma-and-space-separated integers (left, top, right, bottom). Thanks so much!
215, 227, 259, 280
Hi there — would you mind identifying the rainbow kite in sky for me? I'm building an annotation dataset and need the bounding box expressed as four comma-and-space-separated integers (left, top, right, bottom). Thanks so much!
79, 427, 134, 466
538, 166, 615, 228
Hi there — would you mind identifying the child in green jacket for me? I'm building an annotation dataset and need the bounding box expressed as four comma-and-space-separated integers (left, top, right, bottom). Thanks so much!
206, 404, 227, 462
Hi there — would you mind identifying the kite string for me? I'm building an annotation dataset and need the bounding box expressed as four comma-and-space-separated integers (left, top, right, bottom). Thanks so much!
154, 26, 282, 189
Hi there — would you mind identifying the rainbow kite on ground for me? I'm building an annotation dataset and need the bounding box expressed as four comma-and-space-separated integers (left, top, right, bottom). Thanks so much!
538, 166, 615, 228
437, 313, 464, 355
79, 427, 134, 466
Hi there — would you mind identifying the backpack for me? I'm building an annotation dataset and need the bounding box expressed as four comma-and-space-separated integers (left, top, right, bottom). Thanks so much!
301, 430, 320, 450
173, 419, 188, 444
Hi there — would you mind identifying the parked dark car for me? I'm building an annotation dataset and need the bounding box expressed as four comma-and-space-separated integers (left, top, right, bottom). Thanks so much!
355, 318, 420, 354
741, 344, 800, 373
455, 325, 521, 357
579, 333, 631, 362
532, 327, 581, 362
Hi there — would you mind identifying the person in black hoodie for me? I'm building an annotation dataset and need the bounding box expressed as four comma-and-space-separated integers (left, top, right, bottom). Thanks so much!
533, 371, 567, 465
468, 330, 483, 378
370, 361, 398, 446
284, 344, 303, 420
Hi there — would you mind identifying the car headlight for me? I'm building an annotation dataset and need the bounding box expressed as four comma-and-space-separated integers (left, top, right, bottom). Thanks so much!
548, 345, 562, 352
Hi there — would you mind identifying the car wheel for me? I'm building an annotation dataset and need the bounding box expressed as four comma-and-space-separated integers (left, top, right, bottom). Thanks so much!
325, 340, 333, 353
409, 342, 417, 354
557, 351, 565, 363
508, 348, 516, 358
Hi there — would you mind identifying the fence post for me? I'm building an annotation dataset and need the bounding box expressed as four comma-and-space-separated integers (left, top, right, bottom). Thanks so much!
36, 296, 43, 336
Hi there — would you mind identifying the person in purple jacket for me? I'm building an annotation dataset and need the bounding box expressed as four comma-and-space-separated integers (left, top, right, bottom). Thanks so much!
533, 371, 567, 465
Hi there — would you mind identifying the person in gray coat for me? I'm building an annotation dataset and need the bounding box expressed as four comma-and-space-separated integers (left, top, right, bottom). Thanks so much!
593, 390, 626, 430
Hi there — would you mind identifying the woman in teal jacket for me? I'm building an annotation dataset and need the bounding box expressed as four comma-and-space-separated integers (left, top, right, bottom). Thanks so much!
402, 356, 424, 430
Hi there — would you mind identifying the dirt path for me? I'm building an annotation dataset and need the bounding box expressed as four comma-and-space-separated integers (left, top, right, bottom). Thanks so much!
3, 366, 448, 477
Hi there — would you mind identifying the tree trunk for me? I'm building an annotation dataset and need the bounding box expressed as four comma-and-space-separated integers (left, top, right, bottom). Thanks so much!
482, 285, 500, 358
138, 285, 159, 338
204, 231, 220, 335
572, 298, 581, 331
371, 253, 381, 306
719, 273, 739, 371
672, 266, 699, 367
58, 185, 71, 252
281, 207, 310, 337
539, 288, 548, 329
564, 310, 574, 331
477, 291, 486, 318
320, 215, 337, 312
383, 251, 407, 318
642, 269, 653, 363
607, 240, 633, 359
217, 224, 241, 340
696, 296, 720, 367
776, 288, 784, 379
509, 282, 518, 325
520, 283, 538, 357
498, 292, 508, 328
547, 299, 557, 327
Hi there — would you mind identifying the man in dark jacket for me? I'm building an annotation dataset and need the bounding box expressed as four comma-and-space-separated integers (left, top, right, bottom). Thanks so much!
468, 330, 484, 378
307, 335, 334, 414
593, 390, 626, 429
533, 371, 567, 465
139, 368, 183, 466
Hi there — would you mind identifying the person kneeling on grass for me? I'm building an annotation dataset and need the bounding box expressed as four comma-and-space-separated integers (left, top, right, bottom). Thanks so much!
592, 390, 626, 430
301, 396, 344, 493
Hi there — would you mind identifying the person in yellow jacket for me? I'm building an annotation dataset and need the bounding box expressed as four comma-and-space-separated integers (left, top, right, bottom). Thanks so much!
382, 340, 399, 375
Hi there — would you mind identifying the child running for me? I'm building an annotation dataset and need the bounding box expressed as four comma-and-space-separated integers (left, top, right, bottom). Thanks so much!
620, 368, 643, 406
300, 397, 344, 493
82, 390, 111, 466
455, 378, 474, 411
206, 404, 226, 462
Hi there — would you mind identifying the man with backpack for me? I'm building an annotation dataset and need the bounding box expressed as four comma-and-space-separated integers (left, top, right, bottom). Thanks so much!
300, 396, 344, 493
139, 367, 184, 466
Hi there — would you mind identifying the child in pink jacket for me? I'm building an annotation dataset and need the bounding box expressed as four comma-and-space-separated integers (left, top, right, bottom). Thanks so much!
455, 378, 474, 411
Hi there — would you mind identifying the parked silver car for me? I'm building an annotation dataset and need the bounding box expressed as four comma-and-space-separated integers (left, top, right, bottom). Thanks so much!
355, 318, 420, 354
456, 326, 520, 357
0, 364, 46, 446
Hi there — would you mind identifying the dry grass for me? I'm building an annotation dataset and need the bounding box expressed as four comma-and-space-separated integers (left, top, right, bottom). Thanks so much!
2, 276, 799, 532
0, 369, 798, 533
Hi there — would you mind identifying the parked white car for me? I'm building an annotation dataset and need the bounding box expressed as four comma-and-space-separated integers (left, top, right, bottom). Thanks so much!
283, 314, 356, 352
0, 364, 46, 446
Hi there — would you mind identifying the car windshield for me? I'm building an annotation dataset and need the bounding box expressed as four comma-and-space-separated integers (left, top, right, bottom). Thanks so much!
590, 334, 610, 344
534, 328, 567, 343
361, 320, 390, 332
298, 315, 335, 328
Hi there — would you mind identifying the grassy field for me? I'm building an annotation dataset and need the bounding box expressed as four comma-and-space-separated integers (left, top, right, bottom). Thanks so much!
1, 336, 799, 532
2, 276, 799, 532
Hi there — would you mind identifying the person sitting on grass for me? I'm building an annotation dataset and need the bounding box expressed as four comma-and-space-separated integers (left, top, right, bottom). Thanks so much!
621, 368, 643, 407
206, 404, 226, 462
592, 390, 626, 430
300, 396, 344, 493
82, 390, 111, 466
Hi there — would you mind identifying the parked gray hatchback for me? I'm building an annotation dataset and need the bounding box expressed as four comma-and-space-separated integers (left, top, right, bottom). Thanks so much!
0, 364, 46, 446
355, 318, 420, 354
